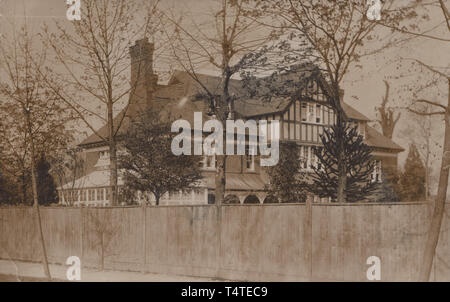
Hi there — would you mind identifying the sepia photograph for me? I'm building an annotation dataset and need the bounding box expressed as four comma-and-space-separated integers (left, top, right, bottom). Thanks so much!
0, 0, 449, 292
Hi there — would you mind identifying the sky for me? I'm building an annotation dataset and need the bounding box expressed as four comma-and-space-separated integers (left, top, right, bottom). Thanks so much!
0, 0, 449, 193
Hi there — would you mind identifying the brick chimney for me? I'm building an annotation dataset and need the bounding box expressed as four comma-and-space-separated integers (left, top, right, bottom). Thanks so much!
129, 38, 158, 112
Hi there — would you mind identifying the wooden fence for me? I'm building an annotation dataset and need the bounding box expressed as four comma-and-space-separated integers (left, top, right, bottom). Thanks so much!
0, 202, 449, 281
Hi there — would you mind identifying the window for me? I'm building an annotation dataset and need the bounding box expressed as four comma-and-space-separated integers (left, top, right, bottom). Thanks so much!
97, 188, 104, 201
208, 194, 216, 204
299, 146, 323, 171
359, 122, 366, 138
290, 123, 295, 140
302, 102, 324, 124
203, 154, 216, 169
88, 189, 95, 201
80, 190, 86, 201
289, 104, 294, 120
314, 147, 323, 170
316, 104, 322, 123
301, 103, 307, 121
371, 160, 382, 183
245, 144, 255, 171
300, 146, 309, 169
283, 121, 289, 139
203, 143, 216, 170
307, 103, 314, 122
105, 188, 110, 201
95, 150, 110, 167
312, 126, 318, 142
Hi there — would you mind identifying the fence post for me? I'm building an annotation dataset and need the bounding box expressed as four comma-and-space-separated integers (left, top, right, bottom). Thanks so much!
305, 196, 313, 281
80, 206, 84, 270
142, 203, 147, 273
216, 203, 223, 279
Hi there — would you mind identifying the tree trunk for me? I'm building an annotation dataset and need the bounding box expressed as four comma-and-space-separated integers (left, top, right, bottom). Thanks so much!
215, 154, 226, 206
336, 105, 347, 203
419, 79, 450, 281
425, 154, 429, 201
107, 101, 118, 206
26, 111, 51, 280
215, 64, 231, 206
337, 159, 347, 203
21, 170, 27, 204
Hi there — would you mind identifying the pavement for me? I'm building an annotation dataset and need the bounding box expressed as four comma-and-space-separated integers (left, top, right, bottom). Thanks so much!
0, 259, 219, 282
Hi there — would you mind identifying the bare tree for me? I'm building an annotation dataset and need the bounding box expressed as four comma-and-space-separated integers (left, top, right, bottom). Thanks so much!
162, 0, 271, 205
49, 147, 86, 206
401, 104, 440, 201
86, 210, 120, 271
407, 66, 449, 281
0, 118, 31, 204
41, 0, 162, 205
388, 0, 450, 281
248, 0, 412, 203
0, 23, 73, 280
376, 80, 401, 139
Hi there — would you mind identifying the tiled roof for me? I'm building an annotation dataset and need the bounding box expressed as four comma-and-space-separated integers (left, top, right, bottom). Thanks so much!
365, 126, 404, 152
200, 172, 266, 191
341, 102, 370, 121
78, 70, 400, 153
235, 97, 291, 117
58, 169, 124, 190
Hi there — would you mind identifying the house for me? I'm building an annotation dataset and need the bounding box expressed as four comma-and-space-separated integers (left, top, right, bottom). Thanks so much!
57, 38, 404, 206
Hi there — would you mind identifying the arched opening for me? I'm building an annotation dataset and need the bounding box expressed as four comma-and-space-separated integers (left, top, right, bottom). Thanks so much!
243, 194, 260, 204
224, 194, 240, 204
263, 195, 278, 204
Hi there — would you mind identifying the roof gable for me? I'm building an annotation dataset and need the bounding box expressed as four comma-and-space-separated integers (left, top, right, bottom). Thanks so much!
79, 70, 395, 152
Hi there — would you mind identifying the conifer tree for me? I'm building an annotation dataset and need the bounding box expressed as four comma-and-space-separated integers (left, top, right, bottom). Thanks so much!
309, 122, 378, 202
36, 156, 58, 206
265, 142, 308, 203
399, 144, 426, 201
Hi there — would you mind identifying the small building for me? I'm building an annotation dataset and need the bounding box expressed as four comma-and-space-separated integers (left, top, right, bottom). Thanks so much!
57, 39, 404, 206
